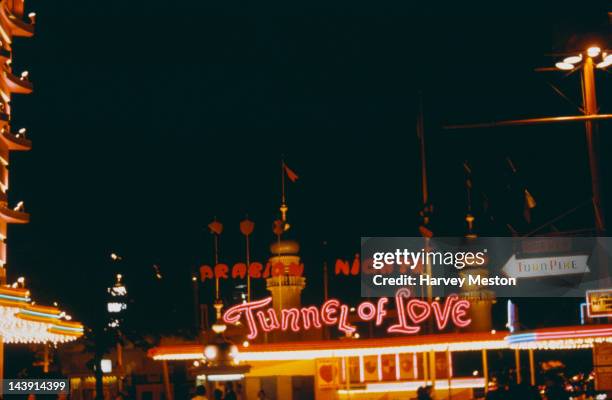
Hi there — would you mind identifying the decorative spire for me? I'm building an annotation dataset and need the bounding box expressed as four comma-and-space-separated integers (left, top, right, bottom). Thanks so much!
280, 158, 298, 224
274, 159, 298, 240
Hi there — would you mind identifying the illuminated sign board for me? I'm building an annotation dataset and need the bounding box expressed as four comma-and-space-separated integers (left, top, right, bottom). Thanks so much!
586, 289, 612, 318
223, 288, 471, 339
200, 256, 360, 282
502, 254, 589, 279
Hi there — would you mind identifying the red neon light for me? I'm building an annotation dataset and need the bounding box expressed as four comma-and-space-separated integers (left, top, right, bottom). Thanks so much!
281, 308, 301, 332
222, 289, 472, 339
376, 298, 388, 326
338, 304, 356, 335
321, 299, 340, 325
388, 289, 421, 334
301, 306, 322, 329
223, 297, 273, 340
256, 309, 279, 332
431, 294, 458, 330
406, 299, 431, 324
357, 301, 377, 321
451, 300, 471, 327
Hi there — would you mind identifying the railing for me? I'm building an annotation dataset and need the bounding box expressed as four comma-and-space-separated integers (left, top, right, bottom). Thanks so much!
266, 275, 306, 288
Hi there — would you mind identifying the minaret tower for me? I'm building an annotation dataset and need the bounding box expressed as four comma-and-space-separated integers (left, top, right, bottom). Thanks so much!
266, 239, 305, 314
266, 238, 306, 342
0, 0, 35, 285
266, 161, 306, 341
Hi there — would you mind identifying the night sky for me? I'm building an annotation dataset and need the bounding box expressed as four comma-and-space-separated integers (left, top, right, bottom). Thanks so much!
4, 1, 611, 335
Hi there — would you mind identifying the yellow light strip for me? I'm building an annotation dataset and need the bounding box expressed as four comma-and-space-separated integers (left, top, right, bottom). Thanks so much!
153, 339, 508, 362
235, 340, 507, 362
337, 378, 485, 395
153, 353, 203, 361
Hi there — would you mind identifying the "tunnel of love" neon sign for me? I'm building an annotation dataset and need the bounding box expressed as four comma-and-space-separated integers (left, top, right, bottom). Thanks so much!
223, 288, 471, 340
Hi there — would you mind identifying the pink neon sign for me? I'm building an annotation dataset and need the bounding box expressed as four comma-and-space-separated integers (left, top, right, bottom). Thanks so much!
223, 288, 471, 340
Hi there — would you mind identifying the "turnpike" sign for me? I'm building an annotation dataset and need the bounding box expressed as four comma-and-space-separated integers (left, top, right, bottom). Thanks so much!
223, 288, 471, 339
501, 254, 590, 279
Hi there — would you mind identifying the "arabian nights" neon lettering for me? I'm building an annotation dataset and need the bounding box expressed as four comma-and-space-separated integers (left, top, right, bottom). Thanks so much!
223, 288, 471, 340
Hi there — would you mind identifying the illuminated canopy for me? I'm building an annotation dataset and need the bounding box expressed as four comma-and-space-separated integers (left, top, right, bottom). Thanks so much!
0, 286, 84, 344
148, 330, 508, 362
506, 324, 612, 350
149, 324, 612, 362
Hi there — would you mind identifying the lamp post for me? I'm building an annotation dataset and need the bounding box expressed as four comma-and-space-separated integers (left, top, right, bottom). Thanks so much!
555, 46, 610, 234
446, 45, 612, 235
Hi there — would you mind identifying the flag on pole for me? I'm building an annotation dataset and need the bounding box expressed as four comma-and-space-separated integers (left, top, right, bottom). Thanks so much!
208, 220, 223, 235
240, 218, 254, 236
523, 189, 537, 223
283, 162, 299, 182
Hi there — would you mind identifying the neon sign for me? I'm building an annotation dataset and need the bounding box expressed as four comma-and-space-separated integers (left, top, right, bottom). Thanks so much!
200, 254, 414, 281
199, 262, 304, 282
223, 288, 471, 340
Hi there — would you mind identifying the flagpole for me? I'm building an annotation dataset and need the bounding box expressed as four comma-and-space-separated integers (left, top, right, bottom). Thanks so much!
214, 231, 219, 300
417, 91, 428, 207
241, 216, 254, 302
246, 232, 251, 302
281, 158, 286, 206
278, 158, 285, 310
417, 92, 433, 308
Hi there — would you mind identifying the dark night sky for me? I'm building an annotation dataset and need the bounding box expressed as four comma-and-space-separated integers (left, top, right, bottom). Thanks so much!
3, 1, 611, 334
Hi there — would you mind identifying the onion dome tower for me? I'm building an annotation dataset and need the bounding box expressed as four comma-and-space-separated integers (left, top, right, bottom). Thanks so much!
266, 239, 306, 342
266, 239, 306, 313
266, 160, 306, 341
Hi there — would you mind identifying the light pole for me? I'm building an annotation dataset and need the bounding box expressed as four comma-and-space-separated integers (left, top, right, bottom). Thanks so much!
555, 46, 611, 234
446, 44, 612, 235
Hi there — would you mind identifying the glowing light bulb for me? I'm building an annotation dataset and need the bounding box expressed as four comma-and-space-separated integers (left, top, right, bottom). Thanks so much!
204, 345, 218, 360
563, 54, 582, 64
230, 345, 239, 358
587, 46, 601, 57
555, 62, 574, 70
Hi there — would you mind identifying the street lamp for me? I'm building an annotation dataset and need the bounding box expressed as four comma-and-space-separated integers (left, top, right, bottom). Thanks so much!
555, 46, 611, 71
447, 45, 612, 235
554, 45, 610, 234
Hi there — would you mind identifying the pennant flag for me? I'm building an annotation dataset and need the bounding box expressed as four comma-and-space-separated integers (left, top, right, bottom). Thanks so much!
208, 220, 223, 235
524, 189, 537, 209
283, 163, 299, 182
273, 219, 284, 236
240, 218, 254, 236
523, 189, 537, 223
273, 219, 290, 235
